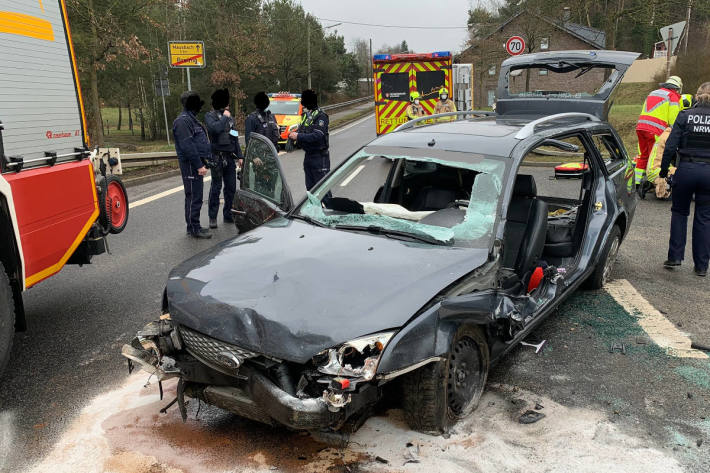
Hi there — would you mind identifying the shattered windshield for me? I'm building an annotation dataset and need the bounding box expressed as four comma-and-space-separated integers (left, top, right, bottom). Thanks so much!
295, 148, 505, 247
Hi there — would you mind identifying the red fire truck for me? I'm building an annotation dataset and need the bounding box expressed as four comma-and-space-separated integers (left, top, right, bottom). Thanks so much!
0, 0, 128, 374
373, 51, 453, 135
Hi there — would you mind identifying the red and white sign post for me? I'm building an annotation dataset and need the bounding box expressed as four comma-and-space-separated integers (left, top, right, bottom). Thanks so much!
506, 36, 526, 56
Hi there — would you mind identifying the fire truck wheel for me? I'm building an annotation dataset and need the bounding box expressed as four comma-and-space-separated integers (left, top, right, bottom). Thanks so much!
100, 175, 129, 234
0, 261, 15, 377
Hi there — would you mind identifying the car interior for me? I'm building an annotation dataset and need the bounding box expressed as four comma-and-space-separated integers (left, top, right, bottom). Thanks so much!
500, 134, 596, 293
324, 158, 479, 229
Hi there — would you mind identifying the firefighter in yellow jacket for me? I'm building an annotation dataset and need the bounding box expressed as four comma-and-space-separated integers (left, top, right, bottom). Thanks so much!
434, 87, 457, 115
406, 91, 425, 120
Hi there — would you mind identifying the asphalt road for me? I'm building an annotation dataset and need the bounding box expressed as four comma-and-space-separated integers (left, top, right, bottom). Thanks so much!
1, 113, 709, 472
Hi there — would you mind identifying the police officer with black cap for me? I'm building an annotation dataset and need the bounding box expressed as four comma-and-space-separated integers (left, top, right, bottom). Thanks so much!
205, 88, 242, 229
660, 82, 710, 276
173, 91, 211, 239
288, 89, 330, 190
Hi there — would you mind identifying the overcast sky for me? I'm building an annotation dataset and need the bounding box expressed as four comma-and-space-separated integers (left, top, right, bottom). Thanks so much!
298, 0, 473, 54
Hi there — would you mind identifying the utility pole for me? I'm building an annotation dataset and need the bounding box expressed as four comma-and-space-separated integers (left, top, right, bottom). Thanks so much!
186, 68, 191, 91
369, 38, 373, 94
307, 23, 312, 89
683, 0, 693, 54
666, 27, 673, 77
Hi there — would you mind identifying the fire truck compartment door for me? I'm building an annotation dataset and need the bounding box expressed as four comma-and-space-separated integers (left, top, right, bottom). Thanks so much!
0, 0, 86, 162
3, 160, 98, 287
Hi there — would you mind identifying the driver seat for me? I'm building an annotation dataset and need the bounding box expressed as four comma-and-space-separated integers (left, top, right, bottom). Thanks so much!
502, 174, 548, 280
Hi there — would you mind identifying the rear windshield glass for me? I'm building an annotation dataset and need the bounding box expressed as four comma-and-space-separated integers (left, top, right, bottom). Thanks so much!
268, 101, 300, 115
508, 64, 613, 99
296, 149, 505, 248
381, 72, 409, 101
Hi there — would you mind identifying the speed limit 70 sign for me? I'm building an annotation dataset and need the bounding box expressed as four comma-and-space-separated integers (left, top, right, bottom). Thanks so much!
506, 36, 525, 55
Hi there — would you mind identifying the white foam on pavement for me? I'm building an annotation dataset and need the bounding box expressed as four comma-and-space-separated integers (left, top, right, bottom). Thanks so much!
21, 374, 683, 473
605, 279, 708, 359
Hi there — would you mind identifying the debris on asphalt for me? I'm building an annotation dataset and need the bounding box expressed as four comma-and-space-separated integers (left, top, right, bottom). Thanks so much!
635, 336, 650, 345
687, 392, 693, 399
609, 342, 626, 354
697, 439, 703, 448
534, 402, 544, 410
520, 340, 547, 353
403, 442, 420, 464
690, 341, 710, 352
519, 410, 546, 424
375, 456, 389, 464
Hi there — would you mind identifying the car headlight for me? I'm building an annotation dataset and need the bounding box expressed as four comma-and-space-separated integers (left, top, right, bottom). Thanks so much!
313, 331, 395, 381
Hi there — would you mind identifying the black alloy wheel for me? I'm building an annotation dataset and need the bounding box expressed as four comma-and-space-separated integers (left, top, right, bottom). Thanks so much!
447, 336, 485, 418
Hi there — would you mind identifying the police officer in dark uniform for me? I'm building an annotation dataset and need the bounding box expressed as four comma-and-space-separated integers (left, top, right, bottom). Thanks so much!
173, 91, 211, 239
205, 88, 242, 229
660, 82, 710, 276
288, 89, 330, 190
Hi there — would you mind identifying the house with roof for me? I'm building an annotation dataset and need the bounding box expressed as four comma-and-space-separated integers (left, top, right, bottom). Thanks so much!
459, 8, 607, 109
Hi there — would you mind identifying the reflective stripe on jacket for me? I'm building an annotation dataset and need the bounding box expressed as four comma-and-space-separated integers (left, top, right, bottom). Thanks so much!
637, 88, 681, 136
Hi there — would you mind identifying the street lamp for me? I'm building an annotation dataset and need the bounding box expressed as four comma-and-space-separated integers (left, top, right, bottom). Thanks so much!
308, 22, 342, 89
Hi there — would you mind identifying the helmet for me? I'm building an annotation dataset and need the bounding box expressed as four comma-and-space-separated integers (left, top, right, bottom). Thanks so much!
410, 91, 420, 101
664, 76, 683, 92
439, 87, 448, 98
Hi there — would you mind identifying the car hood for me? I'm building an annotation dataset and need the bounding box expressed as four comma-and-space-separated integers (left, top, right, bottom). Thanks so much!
167, 218, 488, 363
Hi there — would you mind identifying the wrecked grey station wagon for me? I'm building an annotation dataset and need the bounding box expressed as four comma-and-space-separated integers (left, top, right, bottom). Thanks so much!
123, 51, 640, 437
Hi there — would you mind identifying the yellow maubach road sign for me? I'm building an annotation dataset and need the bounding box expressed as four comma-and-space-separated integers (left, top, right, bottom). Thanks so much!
168, 41, 205, 68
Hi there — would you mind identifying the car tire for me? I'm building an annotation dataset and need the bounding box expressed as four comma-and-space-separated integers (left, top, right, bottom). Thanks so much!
0, 261, 16, 377
401, 326, 489, 434
584, 225, 622, 290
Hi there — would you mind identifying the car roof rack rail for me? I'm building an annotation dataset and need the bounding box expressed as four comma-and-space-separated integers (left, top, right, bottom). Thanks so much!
395, 110, 496, 132
514, 112, 600, 140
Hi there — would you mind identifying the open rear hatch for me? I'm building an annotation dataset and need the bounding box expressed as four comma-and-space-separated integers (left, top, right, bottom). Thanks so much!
495, 50, 640, 120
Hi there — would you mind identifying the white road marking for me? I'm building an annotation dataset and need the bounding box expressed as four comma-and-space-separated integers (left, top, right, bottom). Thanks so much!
340, 164, 365, 187
131, 176, 211, 209
605, 279, 707, 359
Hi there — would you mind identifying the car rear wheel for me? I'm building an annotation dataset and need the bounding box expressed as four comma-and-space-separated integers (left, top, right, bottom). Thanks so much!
401, 326, 489, 434
584, 225, 621, 290
0, 261, 16, 377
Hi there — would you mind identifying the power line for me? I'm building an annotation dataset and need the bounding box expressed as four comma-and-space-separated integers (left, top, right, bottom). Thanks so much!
315, 17, 469, 30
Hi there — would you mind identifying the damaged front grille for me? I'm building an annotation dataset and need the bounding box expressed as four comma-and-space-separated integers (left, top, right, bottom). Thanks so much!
179, 326, 260, 377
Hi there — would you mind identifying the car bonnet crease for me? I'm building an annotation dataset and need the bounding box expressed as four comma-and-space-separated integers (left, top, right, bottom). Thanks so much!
166, 219, 489, 363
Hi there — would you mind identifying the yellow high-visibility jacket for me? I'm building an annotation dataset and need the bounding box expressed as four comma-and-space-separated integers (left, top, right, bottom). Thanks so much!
637, 88, 682, 137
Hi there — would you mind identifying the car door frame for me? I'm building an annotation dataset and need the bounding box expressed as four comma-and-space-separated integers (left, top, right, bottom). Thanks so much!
232, 133, 293, 233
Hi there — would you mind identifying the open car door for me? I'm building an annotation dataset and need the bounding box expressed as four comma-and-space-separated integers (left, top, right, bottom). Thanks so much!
496, 50, 640, 120
232, 134, 293, 233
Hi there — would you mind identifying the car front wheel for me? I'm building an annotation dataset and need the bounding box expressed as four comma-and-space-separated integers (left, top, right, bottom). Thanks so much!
401, 326, 489, 434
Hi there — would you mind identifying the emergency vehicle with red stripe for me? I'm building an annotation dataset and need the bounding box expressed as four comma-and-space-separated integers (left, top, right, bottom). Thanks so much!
0, 0, 128, 375
373, 51, 453, 135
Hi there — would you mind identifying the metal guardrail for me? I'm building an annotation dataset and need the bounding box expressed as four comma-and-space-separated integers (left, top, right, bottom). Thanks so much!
121, 95, 374, 166
321, 95, 373, 112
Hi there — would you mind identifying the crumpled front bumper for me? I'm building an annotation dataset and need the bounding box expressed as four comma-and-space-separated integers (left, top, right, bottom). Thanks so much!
121, 331, 378, 431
